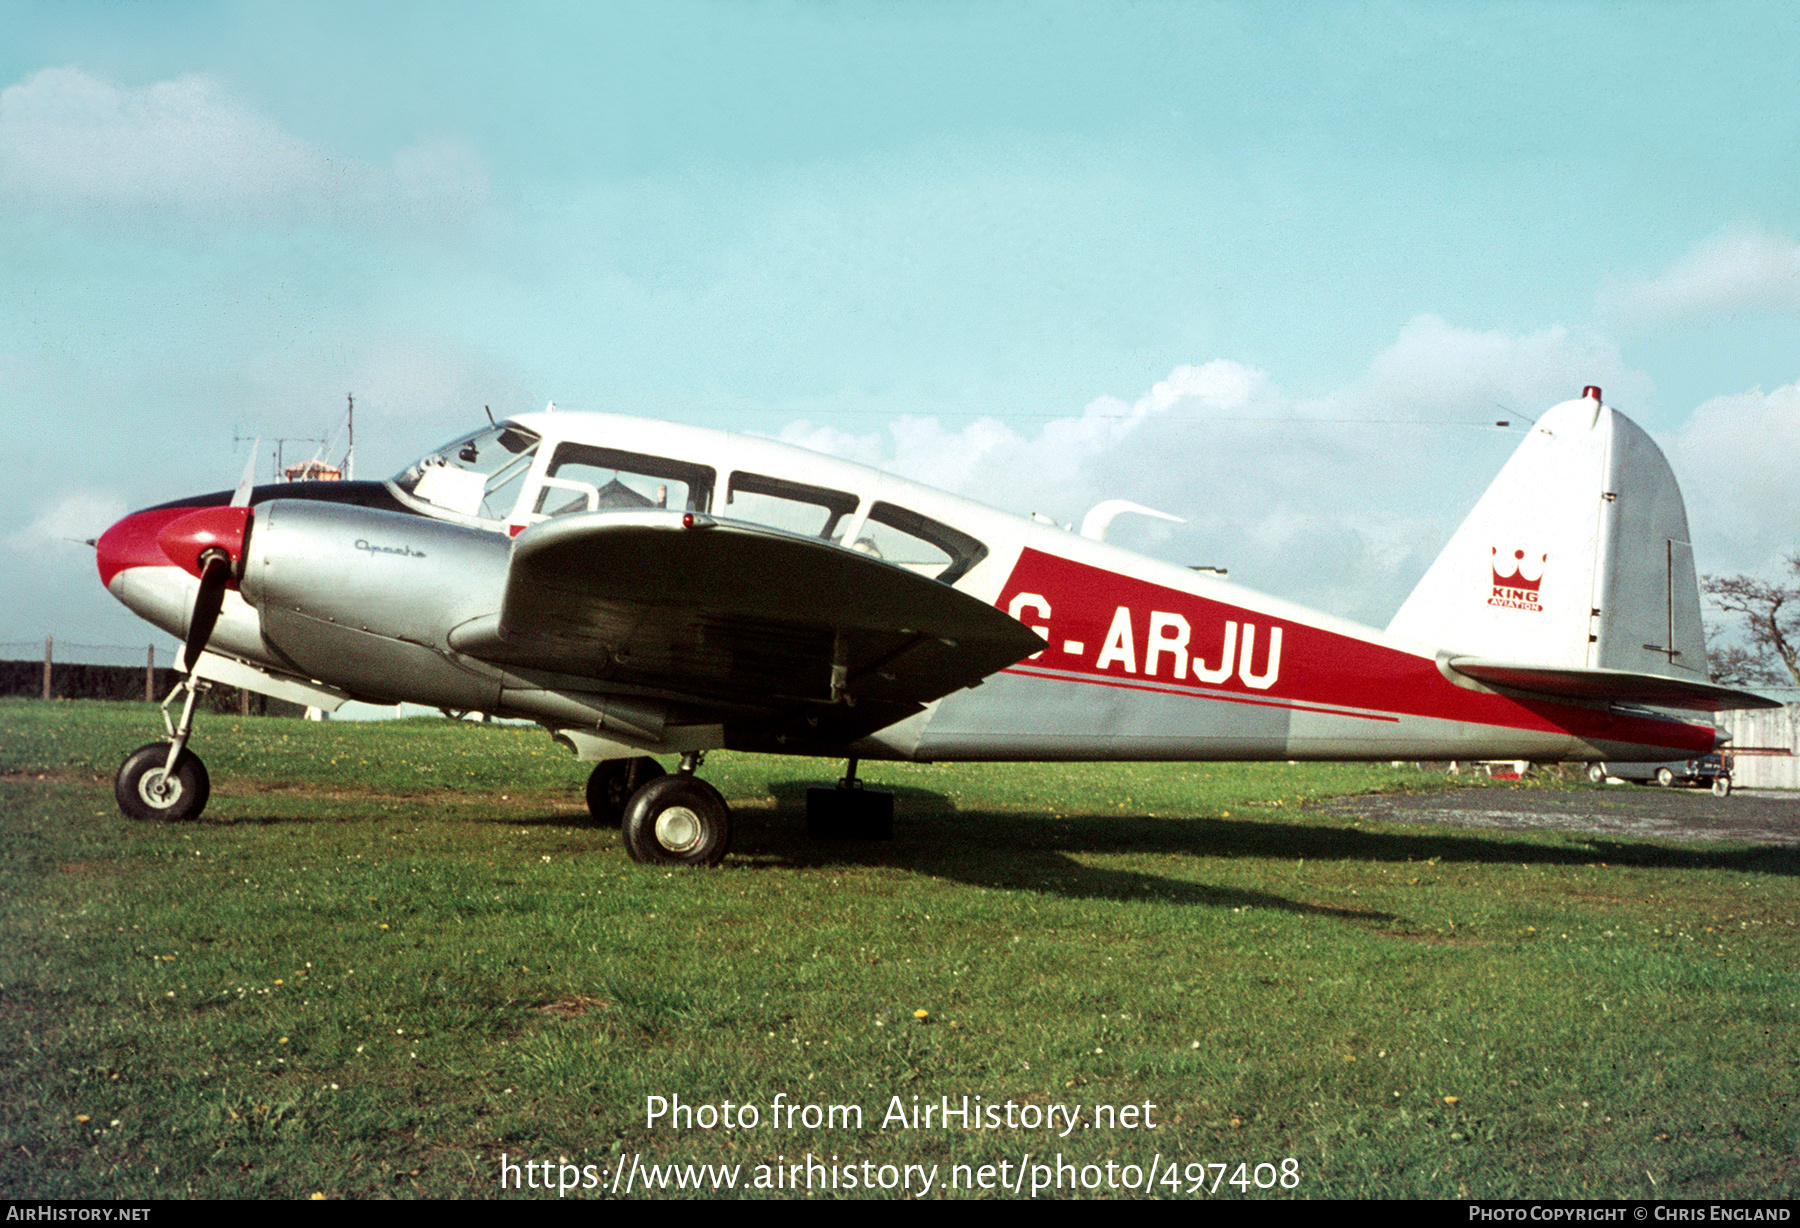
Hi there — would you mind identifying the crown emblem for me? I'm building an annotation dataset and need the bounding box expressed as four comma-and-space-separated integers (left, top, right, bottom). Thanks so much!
1488, 547, 1545, 611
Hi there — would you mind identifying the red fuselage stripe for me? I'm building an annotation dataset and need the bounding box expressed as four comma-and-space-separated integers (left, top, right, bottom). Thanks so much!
995, 547, 1713, 752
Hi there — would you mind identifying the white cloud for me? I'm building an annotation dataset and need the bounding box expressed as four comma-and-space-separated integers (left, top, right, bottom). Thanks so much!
8, 492, 128, 552
0, 67, 343, 206
392, 136, 490, 208
0, 67, 485, 216
1335, 314, 1644, 422
1666, 381, 1800, 576
781, 318, 1641, 624
780, 358, 1274, 512
1597, 225, 1800, 328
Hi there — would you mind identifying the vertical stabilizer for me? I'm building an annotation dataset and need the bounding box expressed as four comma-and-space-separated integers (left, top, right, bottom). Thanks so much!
1388, 390, 1706, 682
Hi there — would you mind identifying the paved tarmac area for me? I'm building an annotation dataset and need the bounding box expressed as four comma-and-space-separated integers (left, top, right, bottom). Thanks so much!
1314, 786, 1800, 846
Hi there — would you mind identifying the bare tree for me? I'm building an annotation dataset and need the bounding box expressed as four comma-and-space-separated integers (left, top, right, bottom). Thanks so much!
1703, 555, 1800, 689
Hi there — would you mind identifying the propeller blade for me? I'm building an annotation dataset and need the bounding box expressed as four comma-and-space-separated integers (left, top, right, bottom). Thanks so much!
183, 553, 230, 672
231, 441, 259, 508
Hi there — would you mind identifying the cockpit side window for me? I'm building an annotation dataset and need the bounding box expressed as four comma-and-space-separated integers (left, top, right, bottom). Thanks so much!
851, 502, 988, 585
724, 472, 858, 539
533, 443, 715, 519
393, 424, 541, 523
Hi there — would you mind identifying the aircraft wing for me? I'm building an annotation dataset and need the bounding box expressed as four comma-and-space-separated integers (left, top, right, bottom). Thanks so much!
448, 510, 1046, 736
1447, 658, 1783, 711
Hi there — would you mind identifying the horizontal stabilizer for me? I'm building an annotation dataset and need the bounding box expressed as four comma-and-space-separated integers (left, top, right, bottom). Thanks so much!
1447, 657, 1781, 711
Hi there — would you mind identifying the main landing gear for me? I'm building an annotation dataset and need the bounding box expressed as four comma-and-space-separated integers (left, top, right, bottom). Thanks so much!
584, 756, 666, 826
593, 753, 897, 867
114, 678, 212, 823
610, 751, 732, 867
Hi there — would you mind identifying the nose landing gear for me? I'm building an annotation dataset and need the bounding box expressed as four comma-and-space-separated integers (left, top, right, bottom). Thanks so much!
114, 678, 212, 822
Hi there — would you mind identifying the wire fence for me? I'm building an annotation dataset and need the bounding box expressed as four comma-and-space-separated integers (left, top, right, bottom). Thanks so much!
0, 639, 180, 669
1, 638, 304, 714
3, 637, 173, 704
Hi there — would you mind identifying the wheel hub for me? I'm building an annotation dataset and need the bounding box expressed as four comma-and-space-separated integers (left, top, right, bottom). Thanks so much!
140, 771, 179, 807
655, 805, 703, 852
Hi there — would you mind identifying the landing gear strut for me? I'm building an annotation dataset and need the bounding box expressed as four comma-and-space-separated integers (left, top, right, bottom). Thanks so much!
585, 756, 666, 827
806, 756, 894, 840
114, 679, 212, 822
620, 751, 732, 866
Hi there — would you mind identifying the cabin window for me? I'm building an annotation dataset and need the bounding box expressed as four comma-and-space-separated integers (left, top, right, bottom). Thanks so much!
724, 472, 859, 539
850, 502, 988, 584
533, 444, 714, 518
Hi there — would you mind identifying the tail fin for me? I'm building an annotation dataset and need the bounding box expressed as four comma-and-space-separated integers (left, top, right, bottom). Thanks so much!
1388, 388, 1773, 711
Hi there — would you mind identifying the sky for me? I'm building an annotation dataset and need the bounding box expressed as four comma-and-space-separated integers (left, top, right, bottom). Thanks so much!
4, 1, 1798, 671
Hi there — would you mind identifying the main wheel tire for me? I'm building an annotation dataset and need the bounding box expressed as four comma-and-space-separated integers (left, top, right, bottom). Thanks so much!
115, 742, 210, 823
1656, 767, 1675, 787
1587, 764, 1607, 784
585, 757, 665, 827
621, 775, 731, 866
1712, 776, 1732, 798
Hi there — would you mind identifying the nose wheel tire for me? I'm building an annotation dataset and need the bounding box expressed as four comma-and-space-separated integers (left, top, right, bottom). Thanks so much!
585, 757, 666, 827
115, 742, 210, 823
621, 775, 731, 866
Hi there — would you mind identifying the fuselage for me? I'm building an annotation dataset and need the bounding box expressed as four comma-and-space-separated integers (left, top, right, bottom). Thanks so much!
96, 411, 1721, 765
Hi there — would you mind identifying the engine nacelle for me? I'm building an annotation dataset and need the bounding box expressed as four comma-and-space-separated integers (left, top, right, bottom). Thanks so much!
242, 500, 511, 708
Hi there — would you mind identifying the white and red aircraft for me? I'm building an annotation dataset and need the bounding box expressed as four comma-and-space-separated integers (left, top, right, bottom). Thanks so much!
94, 386, 1774, 864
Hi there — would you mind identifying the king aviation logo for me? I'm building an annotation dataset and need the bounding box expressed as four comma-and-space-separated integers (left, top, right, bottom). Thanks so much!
1489, 547, 1546, 612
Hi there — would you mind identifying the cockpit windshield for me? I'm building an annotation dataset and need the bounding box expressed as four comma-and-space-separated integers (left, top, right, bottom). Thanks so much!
392, 424, 541, 522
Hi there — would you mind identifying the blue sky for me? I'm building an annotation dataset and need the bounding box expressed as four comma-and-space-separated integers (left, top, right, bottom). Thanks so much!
5, 1, 1798, 662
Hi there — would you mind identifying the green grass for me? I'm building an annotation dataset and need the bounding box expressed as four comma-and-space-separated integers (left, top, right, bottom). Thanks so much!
2, 698, 1797, 1199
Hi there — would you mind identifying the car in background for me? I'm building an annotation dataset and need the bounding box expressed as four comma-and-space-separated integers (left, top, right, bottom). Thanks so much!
1588, 752, 1733, 796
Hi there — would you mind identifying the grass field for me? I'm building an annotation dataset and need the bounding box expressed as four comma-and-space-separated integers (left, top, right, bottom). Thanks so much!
2, 698, 1797, 1199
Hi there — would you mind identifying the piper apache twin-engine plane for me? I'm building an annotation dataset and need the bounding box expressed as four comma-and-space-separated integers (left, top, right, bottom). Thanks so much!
95, 386, 1775, 864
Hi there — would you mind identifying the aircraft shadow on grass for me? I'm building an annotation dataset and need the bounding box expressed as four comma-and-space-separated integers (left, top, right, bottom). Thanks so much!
741, 779, 1800, 906
207, 776, 1800, 919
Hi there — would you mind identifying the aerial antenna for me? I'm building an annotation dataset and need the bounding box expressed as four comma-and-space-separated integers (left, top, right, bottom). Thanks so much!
231, 431, 323, 482
485, 405, 495, 424
1492, 402, 1534, 430
306, 393, 357, 481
